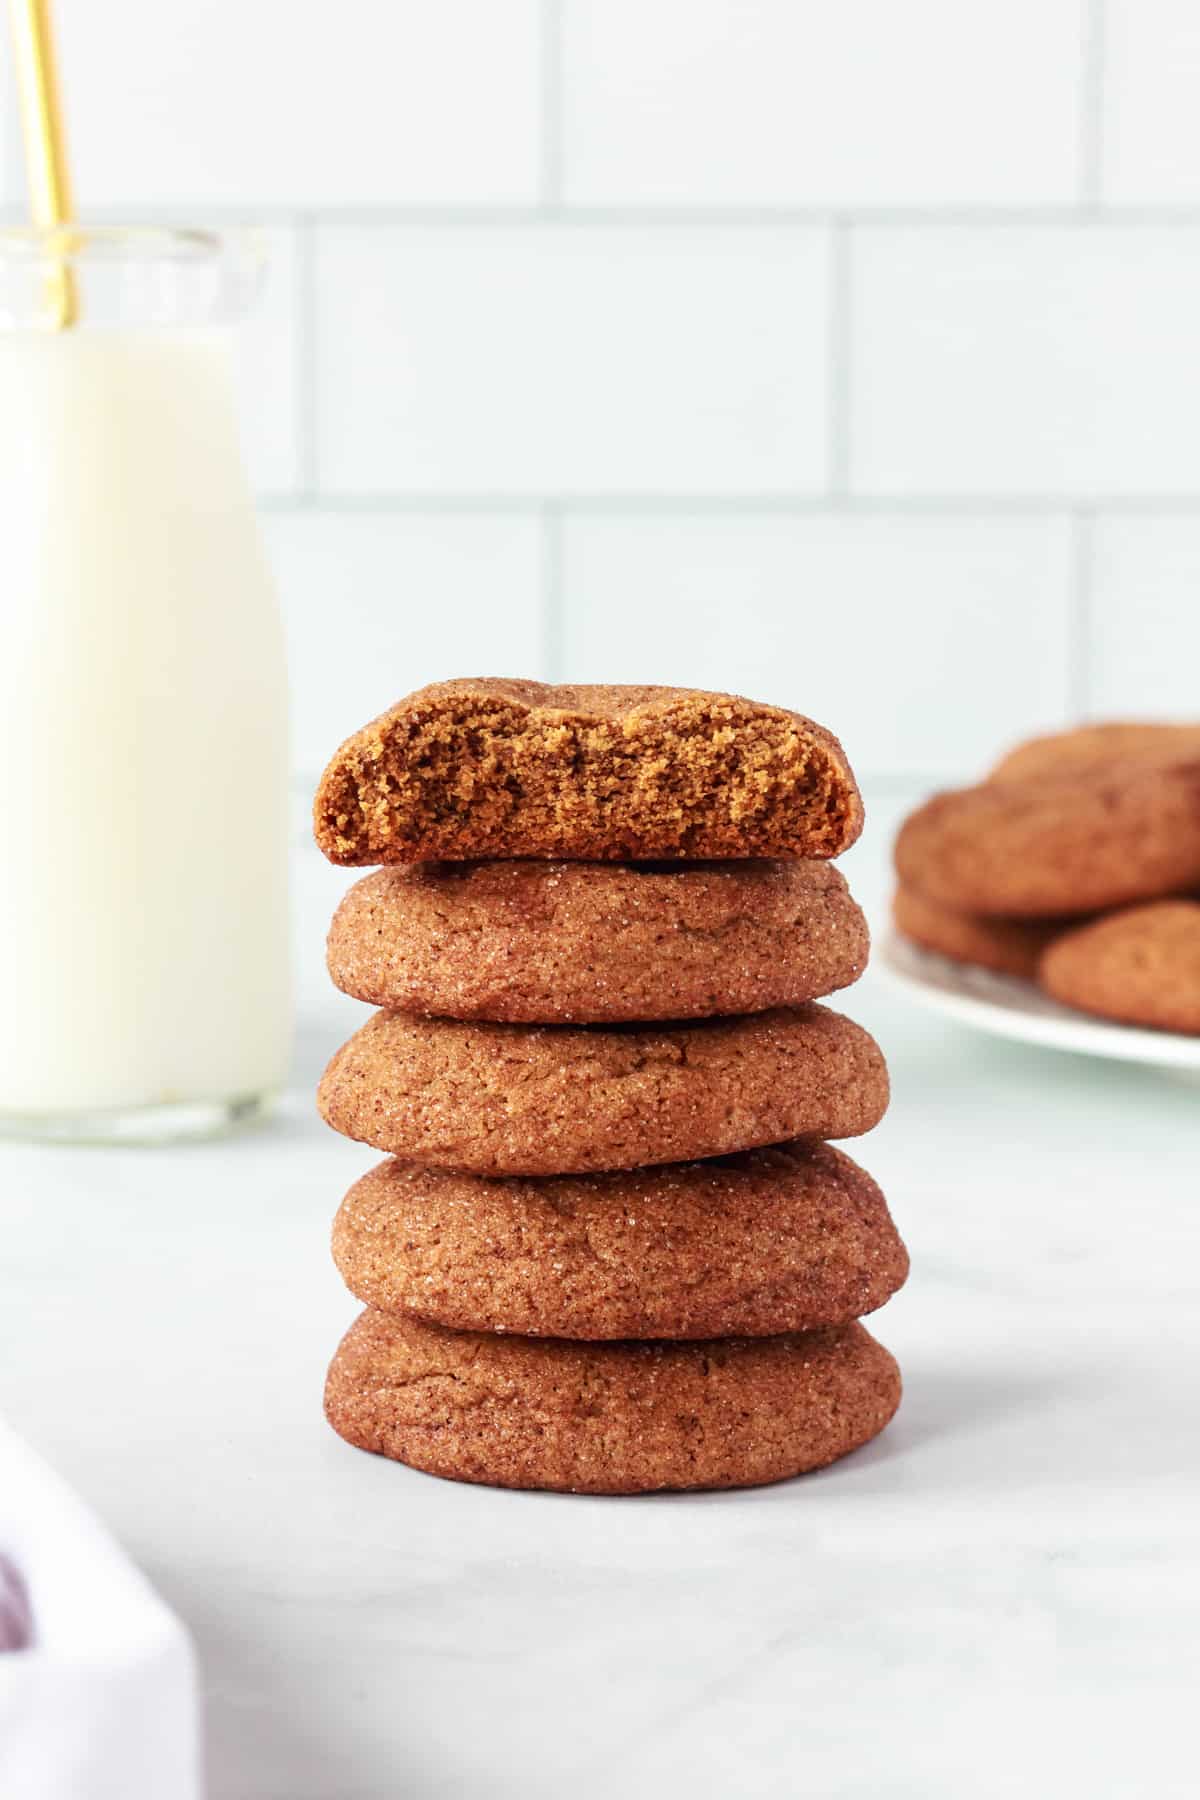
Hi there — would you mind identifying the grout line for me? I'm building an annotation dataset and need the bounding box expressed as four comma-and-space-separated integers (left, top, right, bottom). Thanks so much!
255, 493, 1200, 518
540, 0, 565, 212
1068, 509, 1095, 718
1079, 0, 1108, 208
540, 505, 566, 680
294, 214, 319, 505
827, 218, 853, 496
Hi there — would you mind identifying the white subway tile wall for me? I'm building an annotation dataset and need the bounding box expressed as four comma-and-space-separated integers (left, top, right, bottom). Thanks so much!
314, 226, 831, 495
0, 0, 1195, 787
560, 515, 1076, 777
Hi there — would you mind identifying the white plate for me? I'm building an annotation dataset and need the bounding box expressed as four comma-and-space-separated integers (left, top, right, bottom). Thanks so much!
879, 931, 1200, 1073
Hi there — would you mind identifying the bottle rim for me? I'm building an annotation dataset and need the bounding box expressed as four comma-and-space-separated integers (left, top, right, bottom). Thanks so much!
0, 227, 267, 328
0, 225, 265, 266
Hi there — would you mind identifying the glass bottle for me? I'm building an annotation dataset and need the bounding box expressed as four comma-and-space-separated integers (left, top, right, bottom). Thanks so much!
0, 228, 291, 1141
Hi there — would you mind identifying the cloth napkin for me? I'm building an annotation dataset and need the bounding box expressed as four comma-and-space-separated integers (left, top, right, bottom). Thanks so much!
0, 1417, 201, 1800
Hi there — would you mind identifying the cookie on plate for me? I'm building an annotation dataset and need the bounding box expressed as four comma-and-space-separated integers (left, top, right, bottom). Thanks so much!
990, 720, 1200, 785
894, 763, 1200, 918
332, 1141, 908, 1340
1038, 900, 1200, 1034
313, 679, 863, 866
327, 857, 869, 1023
891, 885, 1063, 980
317, 1004, 890, 1176
325, 1309, 902, 1493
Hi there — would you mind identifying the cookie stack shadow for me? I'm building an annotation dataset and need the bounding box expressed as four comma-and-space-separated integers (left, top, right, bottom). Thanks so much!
313, 680, 908, 1494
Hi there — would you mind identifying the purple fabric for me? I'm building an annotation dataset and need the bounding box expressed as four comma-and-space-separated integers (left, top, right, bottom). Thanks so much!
0, 1552, 32, 1651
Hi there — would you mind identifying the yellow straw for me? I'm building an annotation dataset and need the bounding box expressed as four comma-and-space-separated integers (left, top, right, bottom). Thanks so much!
7, 0, 78, 327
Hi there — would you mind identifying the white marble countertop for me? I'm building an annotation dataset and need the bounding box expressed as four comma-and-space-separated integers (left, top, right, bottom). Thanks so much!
2, 810, 1198, 1799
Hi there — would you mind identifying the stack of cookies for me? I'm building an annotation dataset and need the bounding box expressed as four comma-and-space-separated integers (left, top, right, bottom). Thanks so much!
313, 680, 907, 1494
893, 721, 1200, 1035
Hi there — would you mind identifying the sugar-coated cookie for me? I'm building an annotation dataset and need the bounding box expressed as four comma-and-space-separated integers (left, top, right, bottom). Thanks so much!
990, 721, 1200, 785
332, 1142, 908, 1340
317, 1004, 889, 1175
327, 857, 869, 1023
894, 764, 1200, 918
313, 679, 863, 866
325, 1309, 902, 1493
891, 885, 1063, 980
1039, 900, 1200, 1034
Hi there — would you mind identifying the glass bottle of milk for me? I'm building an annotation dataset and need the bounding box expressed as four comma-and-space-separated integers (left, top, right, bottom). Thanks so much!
0, 228, 291, 1141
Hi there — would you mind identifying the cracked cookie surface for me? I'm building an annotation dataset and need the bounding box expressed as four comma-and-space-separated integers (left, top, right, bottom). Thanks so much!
324, 1309, 902, 1493
327, 857, 868, 1023
317, 1003, 889, 1175
332, 1141, 908, 1339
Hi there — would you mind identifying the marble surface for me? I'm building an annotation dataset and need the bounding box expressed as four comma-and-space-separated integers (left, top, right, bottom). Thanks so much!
2, 808, 1198, 1799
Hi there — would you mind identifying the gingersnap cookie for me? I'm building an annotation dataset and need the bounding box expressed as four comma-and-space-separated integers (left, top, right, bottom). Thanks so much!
327, 857, 869, 1023
325, 1309, 901, 1493
313, 679, 863, 866
892, 885, 1063, 980
894, 762, 1200, 918
332, 1141, 908, 1340
317, 1004, 889, 1175
990, 721, 1200, 785
1039, 900, 1200, 1033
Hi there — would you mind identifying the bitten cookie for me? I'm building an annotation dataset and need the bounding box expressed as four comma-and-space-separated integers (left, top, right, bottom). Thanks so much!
891, 885, 1063, 980
317, 1004, 889, 1175
990, 721, 1200, 785
1038, 900, 1200, 1034
894, 763, 1200, 918
331, 1142, 909, 1340
325, 1310, 902, 1493
313, 679, 863, 866
327, 858, 869, 1023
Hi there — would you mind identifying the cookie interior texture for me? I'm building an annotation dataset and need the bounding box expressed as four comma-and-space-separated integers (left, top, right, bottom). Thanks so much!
313, 678, 863, 866
331, 1141, 909, 1340
1038, 899, 1200, 1033
326, 856, 869, 1023
324, 1309, 902, 1494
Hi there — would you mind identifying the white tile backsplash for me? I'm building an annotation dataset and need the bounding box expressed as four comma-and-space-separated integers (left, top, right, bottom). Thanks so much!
563, 0, 1086, 207
561, 514, 1075, 778
314, 226, 832, 496
1088, 517, 1200, 716
264, 510, 546, 779
236, 227, 302, 499
1102, 1, 1200, 203
1, 0, 1195, 786
48, 0, 543, 208
850, 228, 1200, 497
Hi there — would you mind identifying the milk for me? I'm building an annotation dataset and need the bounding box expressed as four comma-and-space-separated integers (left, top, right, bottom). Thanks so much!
0, 328, 291, 1123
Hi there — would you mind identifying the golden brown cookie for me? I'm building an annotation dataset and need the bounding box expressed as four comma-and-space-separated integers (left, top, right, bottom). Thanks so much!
891, 885, 1063, 980
894, 763, 1200, 918
331, 1142, 908, 1340
1038, 900, 1200, 1033
327, 858, 869, 1023
990, 721, 1200, 785
313, 679, 863, 866
324, 1309, 902, 1493
317, 1004, 889, 1175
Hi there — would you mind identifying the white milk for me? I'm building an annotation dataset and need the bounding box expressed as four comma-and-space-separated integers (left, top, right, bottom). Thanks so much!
0, 328, 291, 1120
